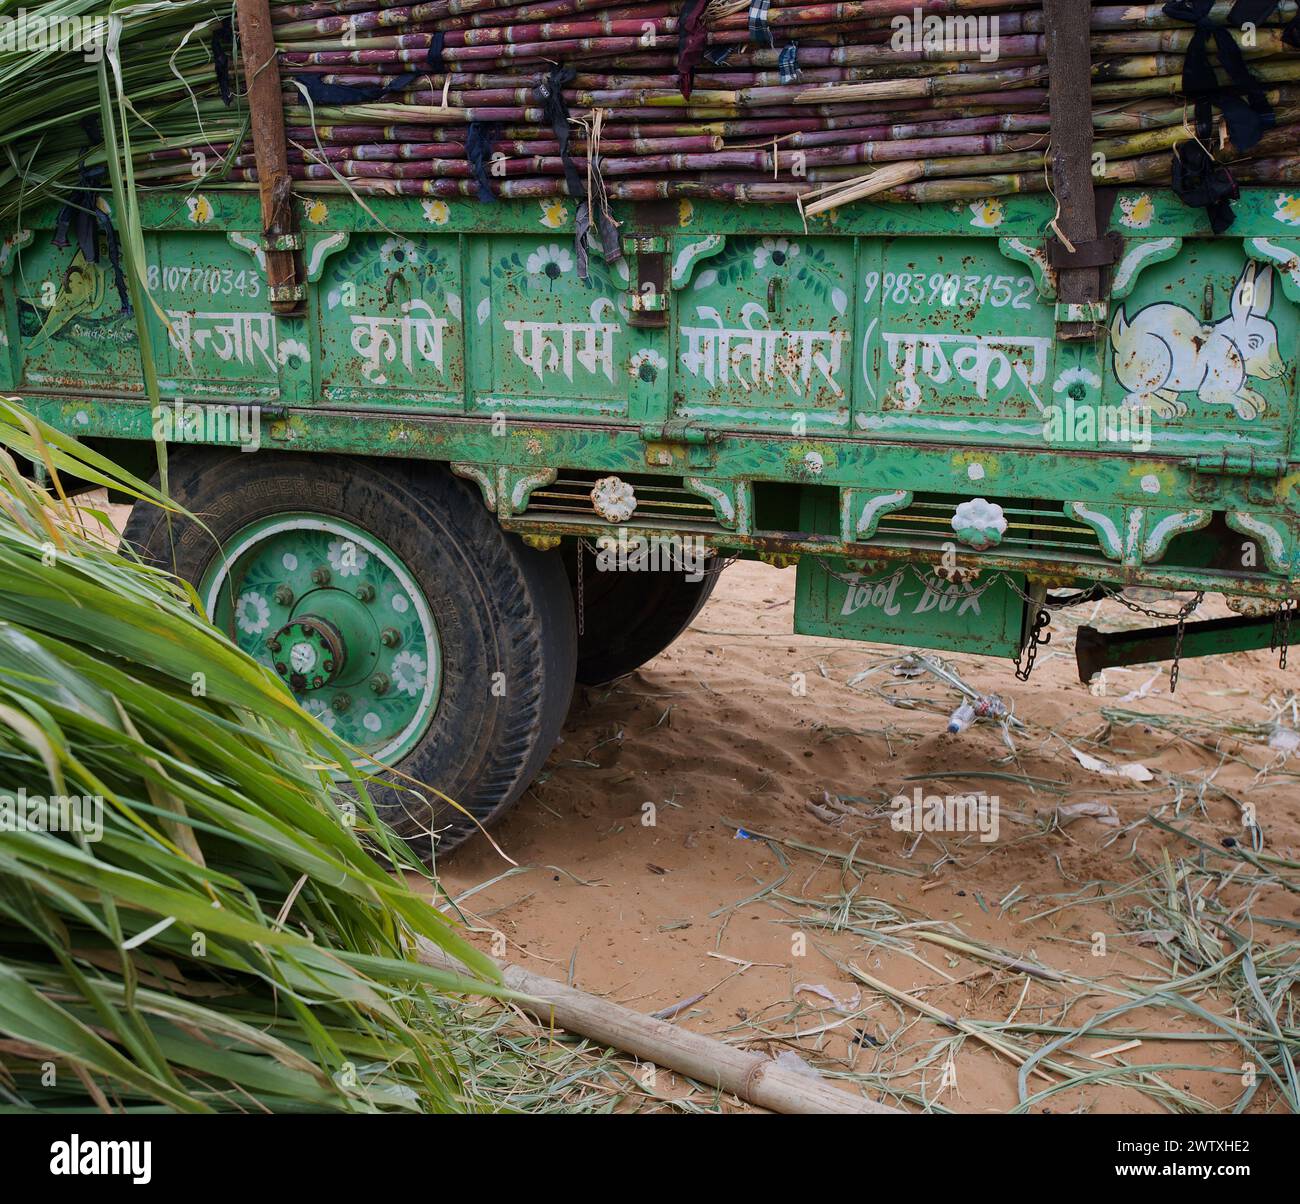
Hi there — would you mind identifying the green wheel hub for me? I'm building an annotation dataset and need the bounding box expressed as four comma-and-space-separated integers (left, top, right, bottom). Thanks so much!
201, 514, 441, 764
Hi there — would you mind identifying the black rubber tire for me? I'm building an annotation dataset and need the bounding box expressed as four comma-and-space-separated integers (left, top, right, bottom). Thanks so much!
122, 449, 576, 858
564, 541, 721, 685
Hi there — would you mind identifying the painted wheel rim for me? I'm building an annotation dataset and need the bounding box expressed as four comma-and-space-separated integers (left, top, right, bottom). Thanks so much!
201, 514, 441, 766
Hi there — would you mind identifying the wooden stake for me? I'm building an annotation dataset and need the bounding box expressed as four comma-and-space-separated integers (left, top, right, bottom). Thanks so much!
1044, 0, 1106, 341
236, 0, 305, 314
418, 940, 902, 1114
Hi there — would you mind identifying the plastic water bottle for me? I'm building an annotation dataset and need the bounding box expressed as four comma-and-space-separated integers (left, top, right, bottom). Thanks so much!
947, 702, 976, 734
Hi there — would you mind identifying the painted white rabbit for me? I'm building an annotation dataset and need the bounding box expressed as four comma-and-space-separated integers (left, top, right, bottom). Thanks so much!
1110, 262, 1285, 421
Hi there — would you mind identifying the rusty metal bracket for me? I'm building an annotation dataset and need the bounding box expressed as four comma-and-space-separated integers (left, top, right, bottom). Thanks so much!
236, 0, 304, 315
1047, 232, 1122, 271
1044, 0, 1103, 341
622, 235, 669, 327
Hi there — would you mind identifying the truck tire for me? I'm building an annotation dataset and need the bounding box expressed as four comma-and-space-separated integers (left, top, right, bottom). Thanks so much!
121, 449, 576, 859
564, 541, 721, 685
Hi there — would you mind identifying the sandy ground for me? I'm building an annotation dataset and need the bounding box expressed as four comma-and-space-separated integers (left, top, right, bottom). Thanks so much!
437, 560, 1300, 1114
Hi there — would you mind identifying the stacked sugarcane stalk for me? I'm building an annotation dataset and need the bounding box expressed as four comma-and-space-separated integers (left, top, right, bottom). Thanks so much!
7, 1, 1300, 217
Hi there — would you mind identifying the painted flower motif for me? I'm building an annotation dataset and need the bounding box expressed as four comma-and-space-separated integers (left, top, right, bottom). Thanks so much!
1275, 193, 1300, 227
629, 348, 668, 382
968, 198, 1005, 229
754, 237, 800, 270
476, 296, 492, 326
539, 199, 569, 229
422, 199, 450, 225
1119, 193, 1155, 230
304, 698, 337, 730
303, 198, 329, 225
235, 590, 270, 635
1053, 366, 1103, 401
0, 328, 7, 350
379, 236, 420, 269
277, 338, 309, 367
391, 649, 428, 697
951, 498, 1008, 551
186, 195, 214, 225
803, 451, 825, 475
326, 538, 370, 578
526, 243, 573, 280
678, 200, 695, 227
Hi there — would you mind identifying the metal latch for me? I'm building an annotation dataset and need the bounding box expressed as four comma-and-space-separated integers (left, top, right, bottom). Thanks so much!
261, 232, 304, 252
1185, 452, 1288, 478
622, 236, 669, 326
640, 420, 720, 468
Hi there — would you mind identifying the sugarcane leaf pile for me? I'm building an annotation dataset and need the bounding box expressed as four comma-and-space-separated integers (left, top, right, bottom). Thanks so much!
4, 1, 1300, 221
0, 398, 504, 1112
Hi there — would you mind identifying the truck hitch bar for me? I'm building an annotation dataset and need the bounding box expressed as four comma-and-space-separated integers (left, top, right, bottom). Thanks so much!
1075, 614, 1289, 684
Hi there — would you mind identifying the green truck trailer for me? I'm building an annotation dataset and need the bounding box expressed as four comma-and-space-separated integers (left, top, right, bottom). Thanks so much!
4, 17, 1299, 855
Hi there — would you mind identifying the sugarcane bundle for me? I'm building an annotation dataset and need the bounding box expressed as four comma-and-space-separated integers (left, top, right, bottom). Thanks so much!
4, 0, 1300, 223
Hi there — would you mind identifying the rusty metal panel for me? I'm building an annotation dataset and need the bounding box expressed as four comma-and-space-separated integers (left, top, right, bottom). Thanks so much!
860, 235, 1057, 441
672, 234, 855, 434
466, 235, 633, 422
315, 232, 463, 409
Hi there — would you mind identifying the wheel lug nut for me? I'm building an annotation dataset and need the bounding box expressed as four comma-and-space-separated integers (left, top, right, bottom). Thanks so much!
275, 585, 294, 606
267, 638, 282, 654
355, 584, 375, 602
312, 675, 324, 689
274, 662, 287, 675
311, 567, 331, 586
369, 673, 390, 695
331, 693, 352, 713
380, 627, 400, 648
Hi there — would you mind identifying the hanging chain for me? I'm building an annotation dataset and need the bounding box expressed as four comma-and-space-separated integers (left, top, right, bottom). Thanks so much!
1013, 607, 1052, 681
576, 538, 585, 637
1272, 599, 1297, 670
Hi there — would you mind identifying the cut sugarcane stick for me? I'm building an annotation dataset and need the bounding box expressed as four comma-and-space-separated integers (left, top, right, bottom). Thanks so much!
416, 939, 903, 1114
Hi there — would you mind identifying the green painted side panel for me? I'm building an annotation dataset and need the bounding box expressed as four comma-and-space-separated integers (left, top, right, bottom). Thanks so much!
5, 189, 1300, 657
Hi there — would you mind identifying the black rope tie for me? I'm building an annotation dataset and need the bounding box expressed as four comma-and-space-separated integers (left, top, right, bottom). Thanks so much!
465, 122, 500, 203
1163, 0, 1291, 230
212, 15, 234, 107
536, 65, 584, 200
296, 32, 445, 105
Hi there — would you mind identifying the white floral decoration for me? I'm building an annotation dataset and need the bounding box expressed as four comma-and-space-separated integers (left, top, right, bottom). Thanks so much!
235, 591, 271, 635
591, 476, 637, 523
629, 348, 668, 380
379, 236, 420, 269
326, 538, 370, 578
951, 498, 1008, 551
276, 338, 309, 366
753, 237, 800, 270
391, 649, 428, 697
525, 243, 574, 278
1053, 366, 1103, 396
304, 699, 337, 730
